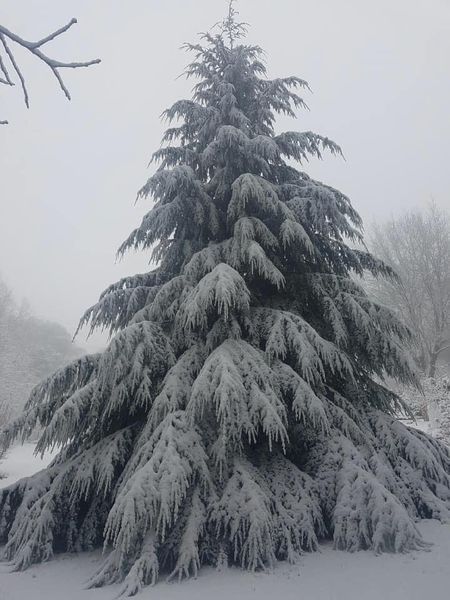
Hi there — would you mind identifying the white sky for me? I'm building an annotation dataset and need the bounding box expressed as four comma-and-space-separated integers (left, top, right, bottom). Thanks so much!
1, 0, 449, 350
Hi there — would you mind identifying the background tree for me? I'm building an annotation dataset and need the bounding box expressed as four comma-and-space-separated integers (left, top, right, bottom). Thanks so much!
0, 281, 13, 439
0, 277, 82, 421
1, 7, 450, 595
0, 17, 100, 124
370, 202, 450, 378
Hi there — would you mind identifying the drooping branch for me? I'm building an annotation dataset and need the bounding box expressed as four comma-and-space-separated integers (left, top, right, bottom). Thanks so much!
0, 17, 100, 124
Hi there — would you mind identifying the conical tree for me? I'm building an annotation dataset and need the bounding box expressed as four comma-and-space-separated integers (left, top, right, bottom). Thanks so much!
1, 6, 450, 596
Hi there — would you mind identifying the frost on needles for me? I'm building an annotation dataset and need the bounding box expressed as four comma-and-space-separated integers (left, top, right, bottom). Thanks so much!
1, 9, 450, 597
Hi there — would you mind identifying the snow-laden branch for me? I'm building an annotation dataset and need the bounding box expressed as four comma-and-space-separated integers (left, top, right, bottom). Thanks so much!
0, 17, 100, 124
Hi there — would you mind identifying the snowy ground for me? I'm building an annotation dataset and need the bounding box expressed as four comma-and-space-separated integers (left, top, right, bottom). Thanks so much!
1, 443, 450, 600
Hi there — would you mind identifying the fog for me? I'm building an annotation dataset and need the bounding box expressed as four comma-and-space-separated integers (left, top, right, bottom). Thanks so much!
1, 0, 449, 349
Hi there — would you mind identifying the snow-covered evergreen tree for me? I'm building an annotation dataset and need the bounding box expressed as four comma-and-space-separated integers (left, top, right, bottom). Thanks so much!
1, 6, 450, 595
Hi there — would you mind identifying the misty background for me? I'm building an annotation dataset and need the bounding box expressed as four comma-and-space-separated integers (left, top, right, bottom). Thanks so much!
1, 0, 449, 353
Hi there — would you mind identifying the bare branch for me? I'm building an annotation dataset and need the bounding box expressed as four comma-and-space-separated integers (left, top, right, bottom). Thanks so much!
0, 17, 100, 123
437, 344, 450, 356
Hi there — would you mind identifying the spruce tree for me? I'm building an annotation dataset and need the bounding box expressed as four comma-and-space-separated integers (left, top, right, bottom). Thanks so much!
1, 6, 450, 595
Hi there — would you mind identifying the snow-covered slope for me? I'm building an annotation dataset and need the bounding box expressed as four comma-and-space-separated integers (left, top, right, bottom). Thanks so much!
1, 443, 450, 600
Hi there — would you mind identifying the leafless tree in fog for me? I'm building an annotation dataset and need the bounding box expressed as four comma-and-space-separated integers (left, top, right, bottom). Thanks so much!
370, 202, 450, 377
0, 18, 100, 124
0, 277, 81, 424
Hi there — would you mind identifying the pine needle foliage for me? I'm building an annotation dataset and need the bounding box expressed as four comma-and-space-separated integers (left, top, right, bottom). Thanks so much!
2, 6, 450, 595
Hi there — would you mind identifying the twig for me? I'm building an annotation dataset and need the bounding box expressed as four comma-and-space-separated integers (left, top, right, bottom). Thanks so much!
0, 17, 100, 123
0, 34, 29, 107
0, 48, 13, 85
34, 18, 78, 48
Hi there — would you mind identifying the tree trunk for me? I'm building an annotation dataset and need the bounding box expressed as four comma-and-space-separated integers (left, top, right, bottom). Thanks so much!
427, 352, 438, 378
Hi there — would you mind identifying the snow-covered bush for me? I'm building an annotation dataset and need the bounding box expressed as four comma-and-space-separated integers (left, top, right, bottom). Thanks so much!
398, 375, 450, 444
385, 370, 450, 444
1, 7, 450, 596
426, 377, 450, 444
